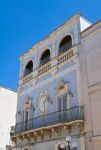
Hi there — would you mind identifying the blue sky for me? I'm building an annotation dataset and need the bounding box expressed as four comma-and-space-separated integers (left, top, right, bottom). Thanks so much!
0, 0, 101, 90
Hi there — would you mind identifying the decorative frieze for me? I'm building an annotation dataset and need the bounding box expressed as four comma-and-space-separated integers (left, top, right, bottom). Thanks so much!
11, 121, 84, 147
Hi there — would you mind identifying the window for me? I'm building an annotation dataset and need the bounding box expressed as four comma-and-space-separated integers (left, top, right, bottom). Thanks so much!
24, 60, 33, 76
58, 92, 67, 121
59, 35, 72, 54
57, 82, 71, 111
58, 93, 67, 111
40, 49, 50, 66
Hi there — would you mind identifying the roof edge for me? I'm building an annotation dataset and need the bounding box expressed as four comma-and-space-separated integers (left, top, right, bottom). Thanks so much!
0, 86, 17, 93
19, 13, 81, 60
81, 20, 101, 38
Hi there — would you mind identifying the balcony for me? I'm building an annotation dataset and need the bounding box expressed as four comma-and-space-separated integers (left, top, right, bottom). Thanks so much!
21, 72, 33, 84
19, 45, 78, 86
10, 106, 84, 137
58, 48, 73, 64
38, 62, 51, 75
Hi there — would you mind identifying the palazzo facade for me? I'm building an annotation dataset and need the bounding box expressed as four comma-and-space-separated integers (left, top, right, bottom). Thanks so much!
10, 14, 101, 150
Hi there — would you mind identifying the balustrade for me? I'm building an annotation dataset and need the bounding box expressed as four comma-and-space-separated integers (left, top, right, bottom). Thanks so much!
38, 62, 51, 75
19, 46, 76, 85
58, 48, 73, 64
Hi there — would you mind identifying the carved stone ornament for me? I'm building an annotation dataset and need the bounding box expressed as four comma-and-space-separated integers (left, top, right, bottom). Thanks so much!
23, 145, 29, 150
57, 80, 70, 97
24, 99, 32, 111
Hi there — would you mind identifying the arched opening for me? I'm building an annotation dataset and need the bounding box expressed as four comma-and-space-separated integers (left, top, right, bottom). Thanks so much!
59, 35, 72, 54
24, 60, 33, 76
40, 49, 50, 66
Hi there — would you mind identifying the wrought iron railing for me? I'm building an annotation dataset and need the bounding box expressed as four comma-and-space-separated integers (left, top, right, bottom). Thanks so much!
10, 106, 84, 136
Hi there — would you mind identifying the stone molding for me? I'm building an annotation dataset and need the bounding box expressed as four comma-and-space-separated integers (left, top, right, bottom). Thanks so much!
19, 13, 80, 60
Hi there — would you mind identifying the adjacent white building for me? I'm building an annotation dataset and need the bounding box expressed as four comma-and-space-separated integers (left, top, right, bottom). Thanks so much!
0, 87, 17, 150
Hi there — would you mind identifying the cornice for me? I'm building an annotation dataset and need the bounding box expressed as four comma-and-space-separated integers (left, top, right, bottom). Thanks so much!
19, 13, 80, 60
81, 20, 101, 39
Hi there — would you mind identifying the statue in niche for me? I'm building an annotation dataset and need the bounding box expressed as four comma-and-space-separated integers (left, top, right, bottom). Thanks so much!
38, 88, 51, 115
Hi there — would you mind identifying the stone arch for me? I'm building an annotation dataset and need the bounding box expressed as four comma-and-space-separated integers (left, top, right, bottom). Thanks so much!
40, 49, 51, 66
56, 33, 74, 56
59, 35, 72, 54
24, 60, 33, 76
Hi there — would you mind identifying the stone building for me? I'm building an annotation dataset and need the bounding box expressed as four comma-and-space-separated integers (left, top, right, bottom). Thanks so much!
80, 20, 101, 150
10, 14, 101, 150
0, 87, 17, 150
